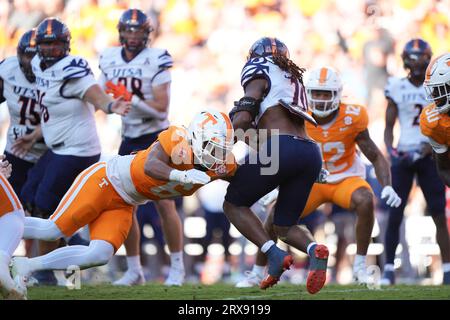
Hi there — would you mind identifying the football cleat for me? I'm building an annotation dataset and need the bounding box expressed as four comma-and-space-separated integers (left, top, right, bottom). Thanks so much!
260, 246, 293, 290
164, 267, 185, 287
306, 244, 329, 294
113, 269, 145, 286
235, 271, 263, 288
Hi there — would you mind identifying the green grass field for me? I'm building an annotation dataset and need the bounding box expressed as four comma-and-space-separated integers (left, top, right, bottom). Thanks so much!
27, 283, 450, 300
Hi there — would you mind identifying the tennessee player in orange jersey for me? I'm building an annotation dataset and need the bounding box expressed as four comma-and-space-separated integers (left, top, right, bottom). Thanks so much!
0, 155, 27, 299
236, 67, 401, 289
421, 53, 450, 189
9, 110, 236, 283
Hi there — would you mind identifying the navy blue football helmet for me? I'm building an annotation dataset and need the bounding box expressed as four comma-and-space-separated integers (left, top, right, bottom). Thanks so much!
35, 18, 71, 66
17, 29, 38, 82
401, 38, 432, 77
247, 37, 290, 61
117, 9, 153, 52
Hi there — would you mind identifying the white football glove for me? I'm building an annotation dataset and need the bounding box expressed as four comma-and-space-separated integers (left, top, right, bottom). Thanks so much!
258, 188, 279, 206
169, 169, 211, 185
316, 168, 329, 184
381, 186, 402, 208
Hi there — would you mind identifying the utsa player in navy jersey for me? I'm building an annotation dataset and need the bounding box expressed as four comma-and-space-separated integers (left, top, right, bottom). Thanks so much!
0, 29, 46, 202
224, 37, 329, 292
19, 18, 130, 284
383, 39, 450, 285
98, 9, 183, 286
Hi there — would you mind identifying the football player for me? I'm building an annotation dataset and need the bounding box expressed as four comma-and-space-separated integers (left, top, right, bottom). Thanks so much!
383, 41, 449, 285
0, 155, 26, 299
236, 66, 401, 289
0, 29, 45, 203
98, 9, 182, 286
420, 53, 450, 284
18, 17, 130, 284
10, 110, 236, 284
224, 37, 329, 293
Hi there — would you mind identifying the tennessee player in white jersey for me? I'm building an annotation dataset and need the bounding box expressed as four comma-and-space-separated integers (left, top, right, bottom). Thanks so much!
10, 110, 235, 287
383, 40, 449, 285
0, 155, 27, 299
236, 67, 401, 289
18, 18, 130, 285
0, 29, 46, 204
98, 9, 182, 286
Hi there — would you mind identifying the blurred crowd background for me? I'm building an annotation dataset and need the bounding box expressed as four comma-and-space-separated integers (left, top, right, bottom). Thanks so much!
0, 0, 449, 286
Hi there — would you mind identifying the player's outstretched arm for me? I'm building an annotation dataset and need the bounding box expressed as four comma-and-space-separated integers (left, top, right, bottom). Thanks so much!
357, 129, 401, 207
83, 84, 131, 116
144, 142, 210, 185
144, 141, 173, 180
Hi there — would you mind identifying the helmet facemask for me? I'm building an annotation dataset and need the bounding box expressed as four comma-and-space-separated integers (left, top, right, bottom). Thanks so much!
191, 132, 233, 171
424, 82, 450, 114
403, 52, 431, 78
307, 89, 341, 118
119, 25, 151, 53
37, 40, 69, 67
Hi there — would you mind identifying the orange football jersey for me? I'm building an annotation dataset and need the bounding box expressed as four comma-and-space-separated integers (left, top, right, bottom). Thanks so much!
129, 126, 237, 200
420, 103, 450, 146
306, 103, 368, 174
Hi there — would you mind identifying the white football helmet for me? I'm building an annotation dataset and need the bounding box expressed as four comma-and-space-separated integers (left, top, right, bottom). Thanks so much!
305, 67, 343, 118
424, 53, 450, 114
188, 109, 234, 170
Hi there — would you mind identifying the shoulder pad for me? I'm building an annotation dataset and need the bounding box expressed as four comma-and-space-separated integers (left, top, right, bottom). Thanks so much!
62, 57, 93, 80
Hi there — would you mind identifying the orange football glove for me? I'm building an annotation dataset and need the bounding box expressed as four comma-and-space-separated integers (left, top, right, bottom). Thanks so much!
105, 81, 132, 102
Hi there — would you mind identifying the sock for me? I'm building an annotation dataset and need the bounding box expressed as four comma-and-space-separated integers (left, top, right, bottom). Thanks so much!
443, 263, 450, 273
27, 240, 114, 274
261, 240, 275, 254
353, 254, 366, 273
252, 265, 266, 278
23, 216, 63, 241
126, 255, 142, 272
307, 242, 317, 257
384, 263, 395, 272
0, 210, 24, 257
170, 251, 184, 271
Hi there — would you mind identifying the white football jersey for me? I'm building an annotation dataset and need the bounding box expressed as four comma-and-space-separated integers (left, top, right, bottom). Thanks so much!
98, 47, 172, 138
240, 56, 308, 124
31, 55, 101, 156
0, 56, 47, 163
385, 77, 429, 152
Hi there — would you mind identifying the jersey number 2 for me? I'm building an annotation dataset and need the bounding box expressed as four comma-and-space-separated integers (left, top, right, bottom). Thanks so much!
412, 104, 423, 126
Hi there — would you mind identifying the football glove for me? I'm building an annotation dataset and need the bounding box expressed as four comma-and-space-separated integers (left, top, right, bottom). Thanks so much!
105, 81, 132, 102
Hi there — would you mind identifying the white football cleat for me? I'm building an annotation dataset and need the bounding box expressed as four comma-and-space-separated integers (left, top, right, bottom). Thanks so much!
113, 269, 145, 286
0, 258, 27, 300
235, 271, 263, 288
164, 267, 185, 286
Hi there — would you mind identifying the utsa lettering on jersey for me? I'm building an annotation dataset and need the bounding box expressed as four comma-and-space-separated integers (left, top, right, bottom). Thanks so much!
0, 30, 46, 200
0, 156, 27, 299
99, 9, 182, 287
10, 110, 235, 290
237, 66, 400, 289
225, 37, 329, 294
16, 17, 130, 286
